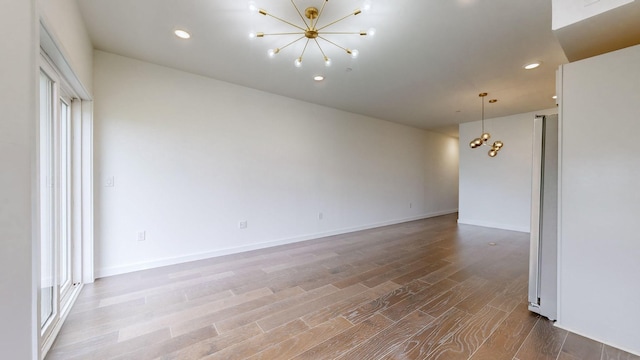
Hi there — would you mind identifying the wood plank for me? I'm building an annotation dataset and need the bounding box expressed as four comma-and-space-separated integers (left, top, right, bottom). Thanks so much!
469, 302, 540, 360
292, 314, 393, 360
201, 319, 309, 360
514, 318, 568, 360
343, 280, 429, 324
111, 325, 219, 360
380, 307, 472, 359
300, 281, 400, 328
118, 287, 273, 341
335, 310, 435, 360
256, 284, 366, 332
158, 322, 263, 360
212, 286, 308, 334
422, 305, 507, 359
381, 278, 458, 321
557, 332, 603, 360
602, 345, 640, 360
420, 276, 487, 318
245, 317, 352, 360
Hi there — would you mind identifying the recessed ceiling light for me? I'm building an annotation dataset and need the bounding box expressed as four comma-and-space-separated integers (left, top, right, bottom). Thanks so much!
174, 29, 191, 39
313, 75, 324, 81
523, 62, 541, 70
552, 95, 558, 99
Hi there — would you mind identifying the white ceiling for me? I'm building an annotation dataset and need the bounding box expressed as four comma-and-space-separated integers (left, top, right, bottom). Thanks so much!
77, 0, 568, 137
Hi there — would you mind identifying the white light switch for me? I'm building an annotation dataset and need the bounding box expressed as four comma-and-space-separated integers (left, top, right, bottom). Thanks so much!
106, 176, 115, 187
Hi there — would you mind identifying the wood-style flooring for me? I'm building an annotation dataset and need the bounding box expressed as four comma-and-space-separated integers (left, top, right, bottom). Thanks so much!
46, 214, 639, 360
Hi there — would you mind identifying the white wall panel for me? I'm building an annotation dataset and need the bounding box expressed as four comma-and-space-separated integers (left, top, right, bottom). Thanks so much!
557, 44, 640, 355
0, 1, 37, 359
93, 51, 459, 276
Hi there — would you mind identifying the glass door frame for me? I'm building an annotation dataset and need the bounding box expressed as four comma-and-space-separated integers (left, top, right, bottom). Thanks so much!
38, 52, 86, 357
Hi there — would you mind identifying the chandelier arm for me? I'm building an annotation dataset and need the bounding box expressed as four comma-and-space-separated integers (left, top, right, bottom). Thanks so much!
264, 13, 307, 32
314, 0, 329, 29
317, 10, 360, 31
260, 32, 306, 36
317, 36, 350, 53
313, 38, 329, 59
289, 0, 311, 29
299, 38, 311, 60
320, 31, 364, 35
277, 36, 307, 52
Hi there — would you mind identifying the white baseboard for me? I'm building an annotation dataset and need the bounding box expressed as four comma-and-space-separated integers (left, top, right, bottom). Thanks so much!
96, 209, 458, 278
456, 218, 529, 233
554, 322, 640, 357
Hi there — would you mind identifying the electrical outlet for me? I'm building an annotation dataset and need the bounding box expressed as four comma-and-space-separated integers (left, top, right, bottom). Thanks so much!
239, 221, 248, 229
409, 202, 413, 208
137, 231, 146, 241
318, 212, 323, 220
105, 176, 115, 187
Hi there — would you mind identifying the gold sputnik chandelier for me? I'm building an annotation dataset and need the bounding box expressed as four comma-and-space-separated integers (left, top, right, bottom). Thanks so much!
469, 93, 504, 157
249, 0, 373, 67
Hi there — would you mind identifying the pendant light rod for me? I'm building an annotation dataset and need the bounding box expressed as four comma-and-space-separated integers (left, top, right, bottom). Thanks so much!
480, 92, 487, 134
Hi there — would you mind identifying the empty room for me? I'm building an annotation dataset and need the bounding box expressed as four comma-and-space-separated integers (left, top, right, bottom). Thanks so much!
1, 0, 639, 359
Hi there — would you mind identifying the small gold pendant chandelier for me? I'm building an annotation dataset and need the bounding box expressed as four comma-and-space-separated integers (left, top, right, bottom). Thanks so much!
469, 92, 504, 157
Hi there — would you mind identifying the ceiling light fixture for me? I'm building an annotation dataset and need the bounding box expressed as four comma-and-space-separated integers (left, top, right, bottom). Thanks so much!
523, 62, 541, 70
174, 29, 191, 39
313, 75, 324, 81
469, 93, 504, 157
249, 0, 373, 68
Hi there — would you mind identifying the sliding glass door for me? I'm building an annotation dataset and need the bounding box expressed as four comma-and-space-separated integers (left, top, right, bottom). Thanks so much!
39, 56, 82, 351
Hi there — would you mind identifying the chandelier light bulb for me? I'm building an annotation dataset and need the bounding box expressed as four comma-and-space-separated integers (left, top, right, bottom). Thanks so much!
367, 28, 376, 37
489, 149, 498, 157
324, 56, 332, 67
350, 49, 359, 59
362, 0, 372, 11
294, 58, 303, 67
481, 133, 491, 142
267, 48, 280, 57
248, 2, 258, 12
249, 32, 256, 39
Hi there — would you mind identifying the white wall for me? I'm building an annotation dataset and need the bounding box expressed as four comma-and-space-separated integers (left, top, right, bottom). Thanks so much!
458, 108, 557, 232
552, 0, 635, 29
0, 1, 37, 359
93, 51, 459, 277
557, 44, 640, 355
